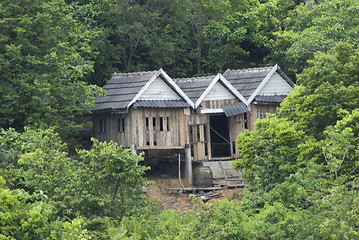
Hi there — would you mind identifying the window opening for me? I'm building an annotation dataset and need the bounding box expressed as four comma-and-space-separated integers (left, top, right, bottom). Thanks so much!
196, 125, 200, 140
118, 117, 125, 132
153, 117, 157, 146
160, 117, 163, 131
166, 117, 170, 131
232, 141, 236, 155
100, 119, 106, 133
189, 126, 193, 143
146, 118, 149, 146
244, 122, 248, 129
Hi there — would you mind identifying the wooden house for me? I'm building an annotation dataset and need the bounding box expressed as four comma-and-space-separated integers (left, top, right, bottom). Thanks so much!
92, 69, 193, 151
92, 65, 294, 183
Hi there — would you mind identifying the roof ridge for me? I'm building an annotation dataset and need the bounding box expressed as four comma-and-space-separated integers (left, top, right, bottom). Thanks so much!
112, 70, 158, 78
225, 66, 274, 74
174, 75, 215, 82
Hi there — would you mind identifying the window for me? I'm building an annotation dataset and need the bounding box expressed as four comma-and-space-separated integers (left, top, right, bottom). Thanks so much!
160, 117, 163, 131
146, 118, 149, 145
118, 117, 125, 132
153, 117, 157, 146
232, 141, 236, 155
166, 117, 170, 131
242, 113, 248, 129
100, 119, 106, 133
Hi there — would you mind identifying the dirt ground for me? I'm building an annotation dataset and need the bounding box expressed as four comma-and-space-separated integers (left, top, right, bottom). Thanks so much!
145, 174, 244, 212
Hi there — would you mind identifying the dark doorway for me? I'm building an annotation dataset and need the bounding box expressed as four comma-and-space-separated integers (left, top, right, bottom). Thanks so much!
210, 115, 231, 157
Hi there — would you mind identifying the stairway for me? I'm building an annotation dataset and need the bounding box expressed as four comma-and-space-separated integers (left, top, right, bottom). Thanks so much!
219, 161, 246, 188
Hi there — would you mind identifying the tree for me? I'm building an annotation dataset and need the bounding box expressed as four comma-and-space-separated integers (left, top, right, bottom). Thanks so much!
279, 42, 359, 138
234, 115, 307, 192
0, 0, 102, 133
1, 128, 149, 222
270, 0, 359, 76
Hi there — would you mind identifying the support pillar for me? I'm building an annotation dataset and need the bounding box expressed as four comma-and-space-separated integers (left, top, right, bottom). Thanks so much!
131, 144, 137, 155
185, 144, 193, 186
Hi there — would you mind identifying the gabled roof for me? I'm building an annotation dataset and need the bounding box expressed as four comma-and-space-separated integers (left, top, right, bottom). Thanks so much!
174, 75, 214, 105
174, 74, 247, 108
93, 64, 293, 113
223, 64, 294, 104
92, 69, 194, 112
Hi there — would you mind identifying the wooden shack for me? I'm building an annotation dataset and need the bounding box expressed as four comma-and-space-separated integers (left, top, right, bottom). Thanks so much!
92, 69, 193, 151
92, 65, 294, 184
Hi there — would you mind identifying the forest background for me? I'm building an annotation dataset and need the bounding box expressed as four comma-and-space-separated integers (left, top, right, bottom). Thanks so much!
1, 0, 359, 239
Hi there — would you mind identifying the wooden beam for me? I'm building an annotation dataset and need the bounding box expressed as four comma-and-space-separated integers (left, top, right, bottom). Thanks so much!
185, 144, 193, 186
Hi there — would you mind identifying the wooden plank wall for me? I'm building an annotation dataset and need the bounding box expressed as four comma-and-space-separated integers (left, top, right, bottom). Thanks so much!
131, 107, 186, 149
186, 111, 209, 161
92, 101, 281, 160
201, 99, 237, 109
93, 113, 131, 147
93, 108, 187, 149
250, 103, 280, 128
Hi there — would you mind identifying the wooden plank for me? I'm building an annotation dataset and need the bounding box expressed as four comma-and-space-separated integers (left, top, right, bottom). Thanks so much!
180, 110, 186, 146
165, 186, 223, 191
137, 146, 186, 150
198, 124, 205, 160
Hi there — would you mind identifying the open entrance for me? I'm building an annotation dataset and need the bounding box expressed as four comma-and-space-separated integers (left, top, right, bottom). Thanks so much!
210, 114, 231, 158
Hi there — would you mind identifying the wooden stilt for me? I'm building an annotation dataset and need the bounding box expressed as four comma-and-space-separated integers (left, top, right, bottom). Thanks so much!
185, 144, 193, 186
131, 144, 137, 155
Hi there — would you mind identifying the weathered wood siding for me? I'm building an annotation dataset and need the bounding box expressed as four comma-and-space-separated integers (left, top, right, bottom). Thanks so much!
188, 99, 242, 160
93, 112, 132, 147
249, 103, 280, 129
229, 112, 251, 158
93, 101, 282, 161
94, 108, 187, 149
200, 99, 237, 109
186, 112, 209, 161
131, 107, 186, 149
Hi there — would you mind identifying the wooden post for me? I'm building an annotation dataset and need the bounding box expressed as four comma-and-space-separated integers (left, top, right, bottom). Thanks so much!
185, 144, 193, 186
131, 144, 137, 155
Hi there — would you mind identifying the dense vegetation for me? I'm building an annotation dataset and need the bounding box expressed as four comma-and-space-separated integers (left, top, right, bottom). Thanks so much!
1, 0, 359, 239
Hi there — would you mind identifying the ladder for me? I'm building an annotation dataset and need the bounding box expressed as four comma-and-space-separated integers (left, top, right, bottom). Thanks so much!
219, 161, 246, 188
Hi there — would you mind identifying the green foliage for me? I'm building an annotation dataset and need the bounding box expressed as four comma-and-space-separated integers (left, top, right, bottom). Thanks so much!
0, 127, 149, 238
280, 42, 359, 138
77, 139, 150, 219
234, 115, 307, 191
111, 209, 189, 240
0, 176, 90, 239
0, 0, 103, 133
270, 0, 359, 75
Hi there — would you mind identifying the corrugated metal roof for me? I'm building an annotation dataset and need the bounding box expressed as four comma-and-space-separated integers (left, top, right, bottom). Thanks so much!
222, 102, 249, 117
223, 67, 273, 100
92, 71, 159, 111
174, 76, 216, 103
92, 65, 292, 112
255, 95, 287, 103
133, 100, 189, 108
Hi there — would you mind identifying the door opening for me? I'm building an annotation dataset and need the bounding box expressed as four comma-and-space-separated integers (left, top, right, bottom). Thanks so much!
210, 115, 231, 157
